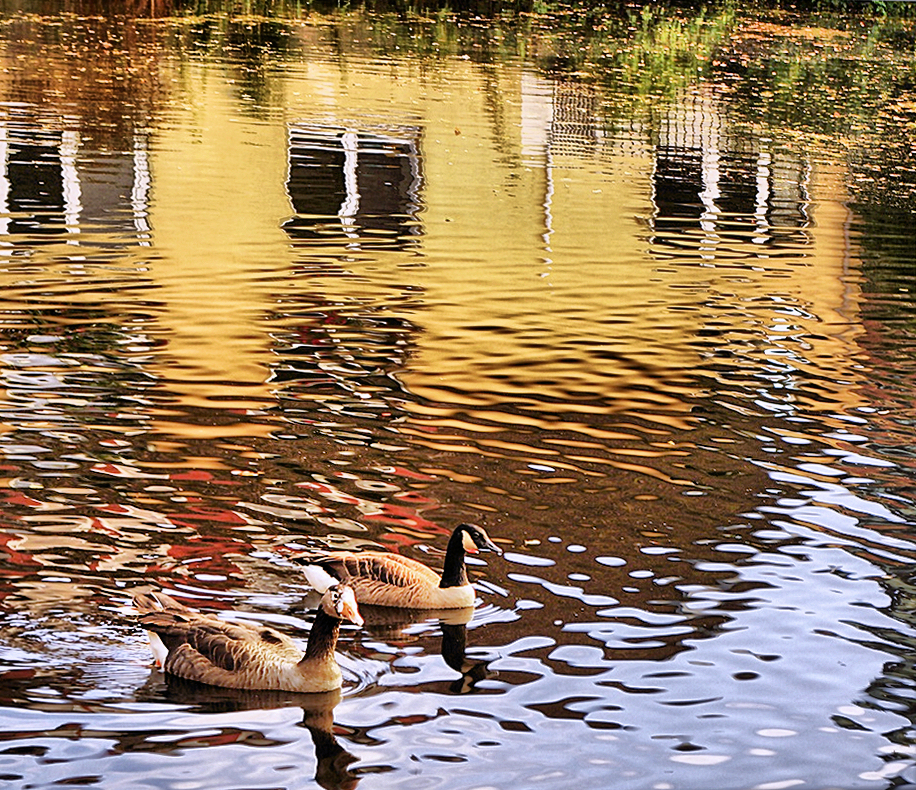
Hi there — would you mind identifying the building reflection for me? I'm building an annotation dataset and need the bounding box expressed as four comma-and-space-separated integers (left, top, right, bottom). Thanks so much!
284, 124, 423, 252
269, 122, 425, 432
0, 121, 151, 248
651, 90, 811, 257
523, 79, 815, 259
0, 10, 161, 249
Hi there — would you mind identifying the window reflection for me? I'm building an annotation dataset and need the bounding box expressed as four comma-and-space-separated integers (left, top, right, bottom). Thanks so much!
283, 125, 423, 251
650, 92, 811, 256
2, 126, 68, 240
0, 117, 151, 248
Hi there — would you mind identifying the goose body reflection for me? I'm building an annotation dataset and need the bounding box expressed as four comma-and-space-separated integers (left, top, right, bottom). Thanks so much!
299, 522, 502, 609
440, 621, 494, 694
352, 604, 494, 693
134, 586, 363, 693
158, 679, 360, 790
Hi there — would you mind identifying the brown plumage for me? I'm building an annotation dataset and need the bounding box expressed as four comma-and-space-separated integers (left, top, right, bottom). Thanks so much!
134, 586, 363, 693
300, 523, 502, 609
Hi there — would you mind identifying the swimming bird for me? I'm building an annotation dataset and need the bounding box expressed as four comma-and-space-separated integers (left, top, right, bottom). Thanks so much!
134, 586, 363, 693
298, 522, 502, 610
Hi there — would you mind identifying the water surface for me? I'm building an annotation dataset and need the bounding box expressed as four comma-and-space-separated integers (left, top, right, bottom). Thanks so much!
0, 4, 915, 789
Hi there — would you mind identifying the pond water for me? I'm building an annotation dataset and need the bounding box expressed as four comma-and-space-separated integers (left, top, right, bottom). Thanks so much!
0, 3, 914, 789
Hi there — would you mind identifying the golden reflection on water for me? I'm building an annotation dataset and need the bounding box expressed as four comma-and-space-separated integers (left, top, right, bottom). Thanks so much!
0, 17, 867, 438
149, 66, 292, 409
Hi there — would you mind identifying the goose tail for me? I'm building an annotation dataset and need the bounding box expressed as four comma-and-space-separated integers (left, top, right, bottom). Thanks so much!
301, 563, 340, 594
132, 589, 190, 669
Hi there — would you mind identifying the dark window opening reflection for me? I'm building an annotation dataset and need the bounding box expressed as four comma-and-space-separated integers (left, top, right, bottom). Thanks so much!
650, 99, 812, 258
651, 144, 813, 256
283, 125, 424, 252
0, 120, 152, 247
5, 127, 68, 238
653, 147, 705, 228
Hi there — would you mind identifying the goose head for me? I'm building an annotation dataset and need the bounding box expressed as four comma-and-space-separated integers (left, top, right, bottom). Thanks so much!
321, 584, 364, 627
458, 523, 502, 556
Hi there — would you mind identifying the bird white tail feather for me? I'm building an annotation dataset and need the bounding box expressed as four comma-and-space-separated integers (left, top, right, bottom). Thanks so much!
302, 564, 339, 593
147, 632, 169, 668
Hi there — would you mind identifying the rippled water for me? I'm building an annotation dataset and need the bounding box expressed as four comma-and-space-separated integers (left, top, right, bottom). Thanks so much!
0, 4, 914, 789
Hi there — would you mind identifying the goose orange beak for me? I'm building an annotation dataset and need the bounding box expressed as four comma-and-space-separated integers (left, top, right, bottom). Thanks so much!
339, 587, 364, 627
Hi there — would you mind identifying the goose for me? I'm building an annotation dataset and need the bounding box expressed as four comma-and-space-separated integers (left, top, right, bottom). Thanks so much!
134, 585, 363, 693
299, 522, 501, 610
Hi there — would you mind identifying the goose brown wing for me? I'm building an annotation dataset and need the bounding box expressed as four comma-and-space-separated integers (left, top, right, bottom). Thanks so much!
138, 610, 302, 676
329, 551, 441, 588
134, 590, 193, 616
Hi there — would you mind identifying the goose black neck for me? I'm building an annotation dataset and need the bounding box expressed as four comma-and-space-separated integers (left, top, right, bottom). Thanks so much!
439, 527, 470, 589
303, 608, 340, 662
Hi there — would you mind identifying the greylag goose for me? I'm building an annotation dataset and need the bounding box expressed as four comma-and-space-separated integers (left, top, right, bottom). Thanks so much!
134, 585, 362, 693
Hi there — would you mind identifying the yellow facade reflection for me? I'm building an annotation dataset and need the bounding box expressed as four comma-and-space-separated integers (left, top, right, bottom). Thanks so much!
0, 22, 865, 434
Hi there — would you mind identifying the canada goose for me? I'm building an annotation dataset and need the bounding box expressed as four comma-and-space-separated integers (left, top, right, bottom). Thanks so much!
299, 522, 501, 610
134, 586, 363, 693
